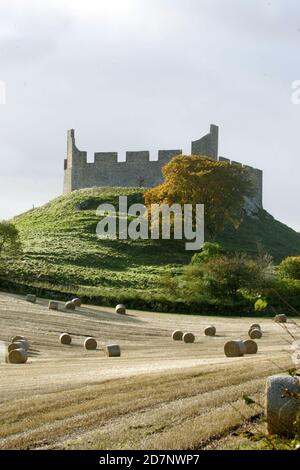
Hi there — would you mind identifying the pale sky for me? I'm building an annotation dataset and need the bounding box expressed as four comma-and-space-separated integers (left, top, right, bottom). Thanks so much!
0, 0, 299, 230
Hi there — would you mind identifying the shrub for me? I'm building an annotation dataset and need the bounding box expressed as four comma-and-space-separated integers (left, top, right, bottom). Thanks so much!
278, 256, 300, 280
0, 221, 22, 258
191, 242, 223, 265
254, 298, 268, 312
265, 277, 300, 311
0, 221, 22, 277
180, 253, 275, 302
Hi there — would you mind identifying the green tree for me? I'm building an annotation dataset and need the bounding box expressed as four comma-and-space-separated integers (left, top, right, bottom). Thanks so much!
0, 221, 22, 259
278, 256, 300, 281
144, 155, 254, 239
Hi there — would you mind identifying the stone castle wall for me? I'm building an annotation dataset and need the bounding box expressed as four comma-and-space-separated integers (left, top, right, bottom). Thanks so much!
63, 124, 263, 208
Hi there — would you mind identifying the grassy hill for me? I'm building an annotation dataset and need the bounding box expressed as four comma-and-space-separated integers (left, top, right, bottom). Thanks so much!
2, 187, 300, 311
217, 210, 300, 262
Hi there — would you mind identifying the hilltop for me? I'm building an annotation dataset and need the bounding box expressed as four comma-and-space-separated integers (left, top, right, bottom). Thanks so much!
2, 187, 300, 311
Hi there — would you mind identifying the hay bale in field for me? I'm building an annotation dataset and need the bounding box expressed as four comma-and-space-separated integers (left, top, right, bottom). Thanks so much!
274, 314, 287, 323
9, 340, 28, 351
183, 332, 195, 343
115, 304, 126, 315
266, 374, 300, 435
204, 325, 216, 337
250, 323, 261, 330
60, 333, 72, 345
8, 348, 28, 364
172, 330, 183, 341
105, 344, 121, 357
244, 339, 258, 355
11, 336, 29, 350
84, 337, 97, 350
72, 298, 82, 307
65, 301, 76, 311
26, 294, 36, 304
248, 328, 262, 339
224, 340, 246, 357
48, 300, 59, 311
7, 342, 26, 353
19, 340, 29, 351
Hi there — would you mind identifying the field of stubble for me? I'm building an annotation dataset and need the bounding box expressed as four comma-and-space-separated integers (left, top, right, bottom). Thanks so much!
0, 292, 297, 450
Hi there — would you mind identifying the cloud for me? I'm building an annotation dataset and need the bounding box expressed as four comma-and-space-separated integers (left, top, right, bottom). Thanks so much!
0, 0, 74, 65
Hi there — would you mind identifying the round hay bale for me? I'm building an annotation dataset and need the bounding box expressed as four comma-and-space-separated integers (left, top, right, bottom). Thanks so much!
105, 344, 121, 357
8, 348, 28, 364
48, 300, 59, 311
274, 314, 287, 323
224, 340, 246, 357
244, 339, 258, 355
248, 328, 262, 339
18, 340, 29, 351
183, 332, 195, 343
72, 298, 82, 307
172, 330, 183, 341
7, 342, 26, 353
250, 323, 261, 330
266, 374, 300, 435
26, 294, 36, 304
65, 301, 76, 311
115, 304, 126, 315
84, 337, 97, 350
60, 333, 72, 345
11, 336, 29, 350
204, 325, 216, 337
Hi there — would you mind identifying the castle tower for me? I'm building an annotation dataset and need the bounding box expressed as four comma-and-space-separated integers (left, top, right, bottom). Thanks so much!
191, 124, 219, 159
63, 129, 87, 193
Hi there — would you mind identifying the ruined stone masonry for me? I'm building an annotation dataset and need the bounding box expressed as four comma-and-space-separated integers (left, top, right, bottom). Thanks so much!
63, 124, 263, 208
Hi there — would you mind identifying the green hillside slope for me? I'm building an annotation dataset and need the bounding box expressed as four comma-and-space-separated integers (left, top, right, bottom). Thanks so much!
219, 210, 300, 262
2, 187, 300, 310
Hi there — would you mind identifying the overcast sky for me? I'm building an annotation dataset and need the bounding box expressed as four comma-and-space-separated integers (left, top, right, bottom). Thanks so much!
0, 0, 299, 230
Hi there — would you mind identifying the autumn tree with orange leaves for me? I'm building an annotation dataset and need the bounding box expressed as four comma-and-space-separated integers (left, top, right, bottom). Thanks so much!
144, 156, 254, 239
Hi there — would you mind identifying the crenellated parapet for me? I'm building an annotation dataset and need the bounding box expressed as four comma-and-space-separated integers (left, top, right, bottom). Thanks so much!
64, 130, 182, 170
63, 129, 184, 193
63, 124, 263, 209
94, 152, 118, 164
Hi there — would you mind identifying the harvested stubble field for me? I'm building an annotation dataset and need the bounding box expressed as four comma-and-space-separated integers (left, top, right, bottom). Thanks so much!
0, 292, 297, 450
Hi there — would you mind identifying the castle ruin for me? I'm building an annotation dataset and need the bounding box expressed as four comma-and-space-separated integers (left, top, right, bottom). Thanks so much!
63, 124, 263, 208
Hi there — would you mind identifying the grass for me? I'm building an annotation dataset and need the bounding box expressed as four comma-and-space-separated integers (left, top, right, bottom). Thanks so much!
0, 369, 267, 450
218, 209, 300, 262
2, 187, 300, 311
6, 188, 190, 306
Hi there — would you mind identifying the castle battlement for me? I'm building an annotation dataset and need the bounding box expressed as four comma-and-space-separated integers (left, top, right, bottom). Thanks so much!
63, 124, 263, 208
